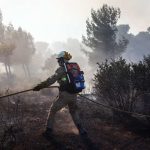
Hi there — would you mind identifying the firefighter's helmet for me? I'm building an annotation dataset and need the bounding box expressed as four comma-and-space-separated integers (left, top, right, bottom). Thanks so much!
57, 51, 72, 60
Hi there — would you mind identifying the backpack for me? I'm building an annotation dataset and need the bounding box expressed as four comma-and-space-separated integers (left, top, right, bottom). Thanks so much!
64, 62, 85, 93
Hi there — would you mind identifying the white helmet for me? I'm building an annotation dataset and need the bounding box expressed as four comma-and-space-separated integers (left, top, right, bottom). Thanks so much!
56, 51, 72, 60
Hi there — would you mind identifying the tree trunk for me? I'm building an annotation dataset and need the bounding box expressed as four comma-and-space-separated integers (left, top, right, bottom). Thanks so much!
22, 64, 31, 79
8, 64, 12, 76
25, 64, 31, 79
4, 63, 9, 79
22, 64, 27, 78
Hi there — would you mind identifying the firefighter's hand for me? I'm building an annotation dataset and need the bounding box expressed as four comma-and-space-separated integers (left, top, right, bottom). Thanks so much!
33, 85, 42, 91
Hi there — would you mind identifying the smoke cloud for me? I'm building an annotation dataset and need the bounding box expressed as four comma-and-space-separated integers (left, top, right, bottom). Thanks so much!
117, 25, 150, 62
50, 38, 93, 88
1, 22, 150, 92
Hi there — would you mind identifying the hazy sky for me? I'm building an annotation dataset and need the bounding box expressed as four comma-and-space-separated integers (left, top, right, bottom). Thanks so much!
0, 0, 150, 43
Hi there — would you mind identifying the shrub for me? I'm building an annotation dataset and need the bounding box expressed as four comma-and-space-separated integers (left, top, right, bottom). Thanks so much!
94, 56, 150, 121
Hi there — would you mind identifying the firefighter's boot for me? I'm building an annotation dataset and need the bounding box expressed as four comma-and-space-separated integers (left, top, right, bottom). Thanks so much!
42, 128, 53, 140
77, 124, 87, 137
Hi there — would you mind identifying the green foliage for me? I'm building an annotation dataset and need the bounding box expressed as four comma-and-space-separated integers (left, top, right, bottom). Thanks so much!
82, 4, 128, 64
12, 27, 35, 64
0, 10, 35, 79
94, 55, 150, 113
147, 27, 150, 33
0, 43, 15, 56
94, 58, 133, 111
132, 55, 150, 92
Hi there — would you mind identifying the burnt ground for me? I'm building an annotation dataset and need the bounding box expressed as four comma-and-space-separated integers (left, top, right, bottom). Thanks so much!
1, 90, 150, 150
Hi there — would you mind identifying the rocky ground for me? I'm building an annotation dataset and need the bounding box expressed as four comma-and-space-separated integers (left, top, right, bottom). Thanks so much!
0, 89, 150, 150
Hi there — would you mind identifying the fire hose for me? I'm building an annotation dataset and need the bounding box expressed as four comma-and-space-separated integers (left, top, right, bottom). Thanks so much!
0, 86, 59, 99
0, 86, 150, 118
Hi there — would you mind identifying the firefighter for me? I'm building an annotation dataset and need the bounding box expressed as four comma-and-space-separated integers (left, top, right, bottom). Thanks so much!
33, 51, 87, 139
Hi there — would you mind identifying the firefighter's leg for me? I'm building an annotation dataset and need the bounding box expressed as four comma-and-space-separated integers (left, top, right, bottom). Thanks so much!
68, 95, 87, 136
46, 92, 68, 130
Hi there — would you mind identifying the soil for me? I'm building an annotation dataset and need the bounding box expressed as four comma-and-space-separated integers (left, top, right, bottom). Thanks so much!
1, 91, 150, 150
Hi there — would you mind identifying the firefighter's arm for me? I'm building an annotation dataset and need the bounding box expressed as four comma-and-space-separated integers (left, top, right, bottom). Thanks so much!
33, 67, 65, 91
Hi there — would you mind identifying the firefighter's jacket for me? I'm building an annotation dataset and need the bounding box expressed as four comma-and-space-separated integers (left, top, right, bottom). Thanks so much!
38, 66, 67, 89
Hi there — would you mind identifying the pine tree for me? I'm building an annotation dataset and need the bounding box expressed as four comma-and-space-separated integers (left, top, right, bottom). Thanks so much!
0, 9, 4, 42
0, 19, 15, 79
82, 4, 128, 65
12, 27, 35, 78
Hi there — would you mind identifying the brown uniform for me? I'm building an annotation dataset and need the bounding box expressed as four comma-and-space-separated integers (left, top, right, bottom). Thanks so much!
37, 66, 83, 131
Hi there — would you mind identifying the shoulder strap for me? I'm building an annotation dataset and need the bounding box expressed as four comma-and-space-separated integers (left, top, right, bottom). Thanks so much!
63, 62, 71, 83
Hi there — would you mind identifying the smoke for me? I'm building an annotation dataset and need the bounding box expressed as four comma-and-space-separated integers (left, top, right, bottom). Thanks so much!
29, 41, 50, 77
117, 25, 150, 62
50, 38, 93, 88
51, 38, 88, 68
0, 35, 93, 91
2, 24, 150, 91
10, 28, 35, 78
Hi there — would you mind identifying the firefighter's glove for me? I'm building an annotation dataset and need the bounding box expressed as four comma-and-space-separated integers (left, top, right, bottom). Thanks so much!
33, 84, 42, 91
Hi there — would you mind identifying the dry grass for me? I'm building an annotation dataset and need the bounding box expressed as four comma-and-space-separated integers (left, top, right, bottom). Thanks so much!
0, 91, 150, 150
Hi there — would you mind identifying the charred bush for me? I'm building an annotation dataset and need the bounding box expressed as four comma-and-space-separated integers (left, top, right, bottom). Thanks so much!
0, 90, 53, 149
0, 90, 25, 150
